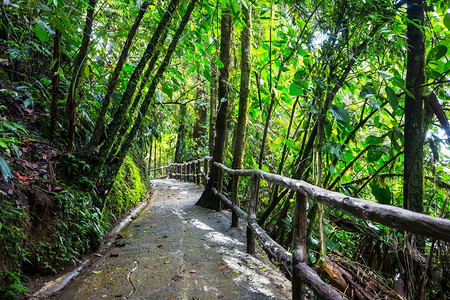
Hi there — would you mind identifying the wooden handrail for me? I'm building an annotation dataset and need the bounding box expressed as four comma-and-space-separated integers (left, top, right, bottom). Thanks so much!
150, 156, 212, 185
214, 162, 450, 242
212, 161, 450, 299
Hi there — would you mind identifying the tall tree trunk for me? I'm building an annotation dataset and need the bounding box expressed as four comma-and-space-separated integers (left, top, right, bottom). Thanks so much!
49, 29, 61, 140
175, 104, 187, 163
230, 5, 251, 226
98, 0, 198, 196
403, 0, 425, 213
85, 1, 149, 153
192, 69, 206, 149
209, 63, 218, 156
196, 8, 232, 210
94, 0, 180, 173
67, 0, 97, 149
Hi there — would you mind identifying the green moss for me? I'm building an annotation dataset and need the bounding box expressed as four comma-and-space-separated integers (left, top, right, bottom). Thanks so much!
102, 155, 147, 223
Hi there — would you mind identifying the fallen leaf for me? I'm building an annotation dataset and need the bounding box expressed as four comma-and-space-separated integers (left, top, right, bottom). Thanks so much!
93, 270, 102, 274
110, 253, 119, 257
172, 275, 183, 281
108, 280, 116, 284
262, 268, 267, 272
189, 269, 196, 273
164, 260, 172, 264
157, 244, 163, 248
94, 253, 102, 257
143, 211, 149, 214
219, 265, 228, 270
116, 233, 127, 239
101, 294, 107, 298
168, 296, 176, 300
216, 220, 220, 223
226, 209, 231, 211
188, 250, 194, 252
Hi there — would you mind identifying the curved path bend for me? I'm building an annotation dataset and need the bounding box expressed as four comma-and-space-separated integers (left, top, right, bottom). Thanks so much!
55, 179, 291, 299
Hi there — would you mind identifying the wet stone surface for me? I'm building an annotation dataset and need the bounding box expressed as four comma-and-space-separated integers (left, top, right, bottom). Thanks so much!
55, 179, 291, 299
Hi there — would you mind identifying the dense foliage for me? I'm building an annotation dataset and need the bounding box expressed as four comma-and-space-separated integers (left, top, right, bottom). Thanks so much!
0, 0, 449, 298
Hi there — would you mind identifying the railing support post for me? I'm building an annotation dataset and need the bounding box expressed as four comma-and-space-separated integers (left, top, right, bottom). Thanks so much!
231, 174, 239, 228
217, 167, 223, 211
292, 191, 307, 300
196, 161, 201, 185
247, 173, 259, 254
204, 159, 209, 186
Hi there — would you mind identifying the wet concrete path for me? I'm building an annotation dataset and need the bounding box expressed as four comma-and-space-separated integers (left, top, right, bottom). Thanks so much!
55, 179, 291, 299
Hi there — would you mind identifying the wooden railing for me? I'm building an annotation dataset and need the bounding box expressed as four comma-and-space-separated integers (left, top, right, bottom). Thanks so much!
212, 162, 450, 300
149, 157, 212, 186
151, 159, 450, 299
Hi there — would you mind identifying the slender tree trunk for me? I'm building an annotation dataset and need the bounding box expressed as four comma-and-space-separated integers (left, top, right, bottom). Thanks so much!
209, 63, 218, 156
196, 8, 232, 210
98, 0, 198, 196
94, 0, 180, 169
403, 0, 425, 214
85, 1, 149, 152
49, 29, 61, 140
175, 104, 187, 163
67, 0, 97, 149
230, 5, 251, 227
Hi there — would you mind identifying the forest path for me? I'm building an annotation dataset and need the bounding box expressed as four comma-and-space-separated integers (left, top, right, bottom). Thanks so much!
55, 179, 291, 299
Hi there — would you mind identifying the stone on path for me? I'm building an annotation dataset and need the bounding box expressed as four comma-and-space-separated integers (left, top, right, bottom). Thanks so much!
55, 179, 291, 299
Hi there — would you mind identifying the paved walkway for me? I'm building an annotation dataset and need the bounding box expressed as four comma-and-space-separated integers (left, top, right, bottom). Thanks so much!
55, 179, 290, 299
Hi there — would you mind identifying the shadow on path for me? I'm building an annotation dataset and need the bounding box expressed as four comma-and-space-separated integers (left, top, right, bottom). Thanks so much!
55, 179, 291, 299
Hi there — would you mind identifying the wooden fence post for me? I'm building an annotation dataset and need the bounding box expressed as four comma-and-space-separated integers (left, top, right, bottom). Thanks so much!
292, 191, 307, 300
247, 173, 259, 254
204, 159, 209, 186
231, 174, 239, 227
196, 161, 201, 185
217, 166, 223, 211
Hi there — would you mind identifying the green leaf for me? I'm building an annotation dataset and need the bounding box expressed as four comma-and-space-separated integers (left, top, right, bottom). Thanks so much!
428, 45, 448, 62
214, 58, 224, 69
370, 182, 391, 205
285, 139, 300, 152
367, 146, 383, 162
288, 82, 303, 96
34, 22, 48, 43
0, 156, 12, 183
385, 87, 398, 113
378, 70, 392, 79
330, 105, 350, 123
365, 135, 384, 146
444, 13, 450, 31
84, 65, 90, 78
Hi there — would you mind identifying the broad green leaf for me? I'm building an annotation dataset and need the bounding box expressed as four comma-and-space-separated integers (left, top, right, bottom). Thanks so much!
288, 82, 303, 96
0, 156, 12, 183
365, 135, 384, 146
427, 45, 447, 61
285, 139, 300, 152
367, 146, 383, 162
385, 87, 399, 113
370, 182, 391, 205
444, 13, 450, 31
378, 70, 392, 79
34, 22, 48, 43
214, 58, 224, 69
330, 105, 350, 123
84, 65, 90, 78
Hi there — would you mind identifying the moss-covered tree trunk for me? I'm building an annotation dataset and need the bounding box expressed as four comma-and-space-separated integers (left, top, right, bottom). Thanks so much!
85, 1, 149, 153
403, 0, 425, 214
49, 29, 61, 140
66, 0, 97, 149
98, 0, 198, 196
230, 5, 251, 226
93, 0, 180, 173
195, 8, 232, 210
